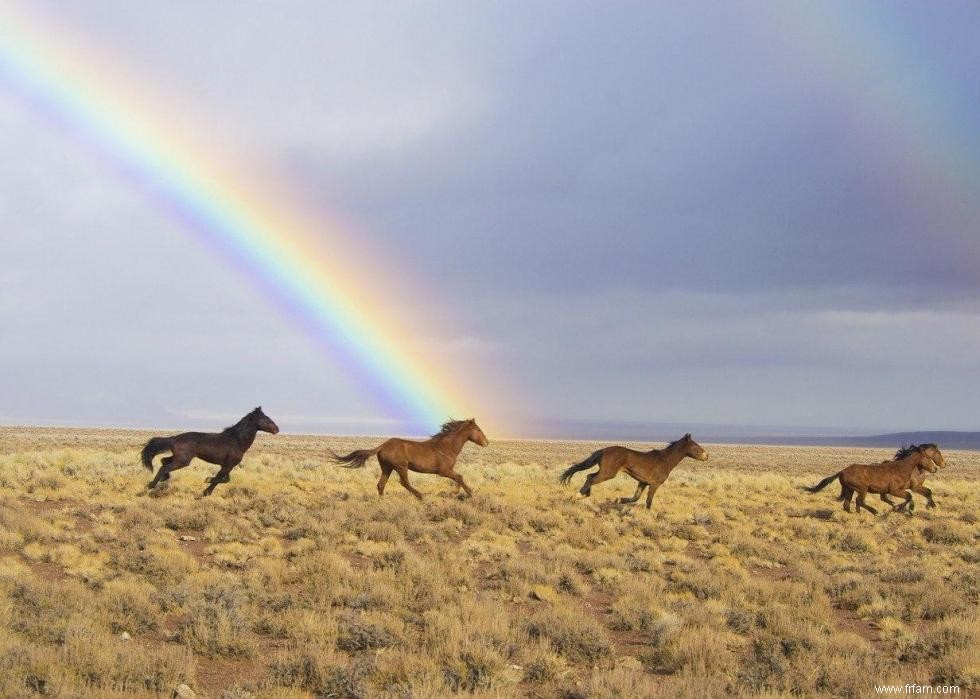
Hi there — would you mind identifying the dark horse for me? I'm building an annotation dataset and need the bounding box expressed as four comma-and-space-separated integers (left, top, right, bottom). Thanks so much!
561, 433, 709, 509
804, 444, 939, 515
141, 407, 279, 496
329, 418, 488, 499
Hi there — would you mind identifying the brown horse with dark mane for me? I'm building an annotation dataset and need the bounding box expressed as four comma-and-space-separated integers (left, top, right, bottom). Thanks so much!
878, 444, 946, 512
561, 433, 709, 509
141, 407, 279, 496
330, 418, 488, 499
804, 443, 940, 514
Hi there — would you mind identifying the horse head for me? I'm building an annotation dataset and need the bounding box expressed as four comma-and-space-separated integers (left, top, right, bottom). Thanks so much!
680, 433, 709, 461
917, 454, 940, 473
466, 419, 489, 447
253, 406, 280, 434
896, 443, 944, 470
918, 444, 945, 469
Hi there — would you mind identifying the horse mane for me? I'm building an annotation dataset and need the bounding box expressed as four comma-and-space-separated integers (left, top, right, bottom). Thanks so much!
664, 433, 692, 450
431, 418, 473, 438
893, 443, 936, 460
223, 407, 262, 442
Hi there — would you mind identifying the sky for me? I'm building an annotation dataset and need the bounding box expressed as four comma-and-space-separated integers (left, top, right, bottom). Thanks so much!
1, 1, 979, 437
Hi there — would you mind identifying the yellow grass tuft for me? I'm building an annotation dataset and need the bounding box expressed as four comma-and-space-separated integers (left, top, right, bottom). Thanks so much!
0, 427, 976, 696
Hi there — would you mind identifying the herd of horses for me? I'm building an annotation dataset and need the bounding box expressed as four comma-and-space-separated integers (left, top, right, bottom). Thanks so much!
139, 407, 948, 514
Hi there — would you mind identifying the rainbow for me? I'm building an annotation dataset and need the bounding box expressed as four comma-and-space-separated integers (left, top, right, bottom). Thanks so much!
0, 5, 475, 433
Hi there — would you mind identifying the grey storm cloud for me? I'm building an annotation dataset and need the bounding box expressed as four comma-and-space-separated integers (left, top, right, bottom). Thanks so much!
1, 1, 978, 434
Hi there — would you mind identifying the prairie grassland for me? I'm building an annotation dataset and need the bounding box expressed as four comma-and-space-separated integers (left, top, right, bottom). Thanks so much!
0, 427, 977, 698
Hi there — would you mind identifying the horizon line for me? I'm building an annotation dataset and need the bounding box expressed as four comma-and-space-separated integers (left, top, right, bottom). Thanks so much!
1, 417, 977, 444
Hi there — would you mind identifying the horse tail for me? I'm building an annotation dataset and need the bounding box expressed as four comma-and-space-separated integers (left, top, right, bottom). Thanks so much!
560, 450, 604, 485
141, 437, 174, 471
329, 447, 380, 469
803, 472, 841, 493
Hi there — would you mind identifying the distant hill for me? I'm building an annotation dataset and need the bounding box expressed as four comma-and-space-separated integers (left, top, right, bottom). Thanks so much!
693, 431, 980, 450
809, 431, 980, 451
508, 419, 980, 450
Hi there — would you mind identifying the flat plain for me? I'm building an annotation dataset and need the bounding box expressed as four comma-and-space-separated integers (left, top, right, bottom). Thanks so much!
0, 427, 977, 698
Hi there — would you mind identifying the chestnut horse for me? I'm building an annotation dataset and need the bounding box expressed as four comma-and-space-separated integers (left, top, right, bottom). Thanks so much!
560, 433, 709, 509
804, 444, 939, 514
141, 407, 279, 496
878, 444, 946, 512
330, 418, 488, 499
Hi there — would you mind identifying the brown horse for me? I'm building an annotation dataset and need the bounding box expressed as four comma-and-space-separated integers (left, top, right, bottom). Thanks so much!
141, 407, 279, 496
560, 433, 709, 509
330, 418, 489, 499
804, 444, 939, 514
877, 444, 946, 512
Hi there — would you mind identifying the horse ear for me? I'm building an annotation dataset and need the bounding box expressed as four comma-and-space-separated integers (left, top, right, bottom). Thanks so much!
685, 432, 691, 439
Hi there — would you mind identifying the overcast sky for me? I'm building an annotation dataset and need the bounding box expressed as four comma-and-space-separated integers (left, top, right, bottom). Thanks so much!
1, 1, 979, 436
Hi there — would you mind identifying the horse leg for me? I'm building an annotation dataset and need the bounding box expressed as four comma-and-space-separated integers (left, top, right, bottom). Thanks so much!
894, 489, 914, 514
580, 464, 616, 497
880, 493, 898, 510
147, 468, 165, 489
841, 486, 854, 513
619, 481, 647, 504
855, 491, 877, 515
149, 456, 172, 488
202, 467, 231, 496
444, 469, 473, 498
912, 485, 936, 509
396, 467, 424, 500
645, 485, 660, 510
149, 454, 189, 488
377, 462, 394, 496
202, 460, 238, 497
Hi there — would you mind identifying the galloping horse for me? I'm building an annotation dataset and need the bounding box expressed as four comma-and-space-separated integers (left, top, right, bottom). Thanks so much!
561, 433, 709, 509
804, 443, 939, 514
878, 444, 946, 512
141, 407, 279, 496
329, 418, 488, 499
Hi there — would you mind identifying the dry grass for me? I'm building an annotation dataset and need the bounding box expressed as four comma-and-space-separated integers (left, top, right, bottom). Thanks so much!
0, 426, 977, 697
